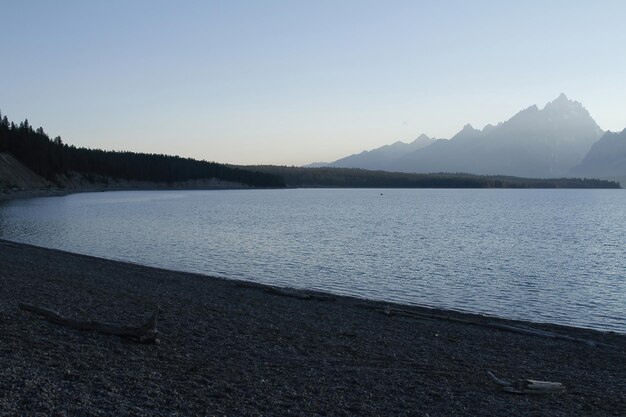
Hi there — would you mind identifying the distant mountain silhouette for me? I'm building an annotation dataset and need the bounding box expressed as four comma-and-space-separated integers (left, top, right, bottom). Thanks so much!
571, 128, 626, 178
315, 94, 605, 178
307, 134, 435, 170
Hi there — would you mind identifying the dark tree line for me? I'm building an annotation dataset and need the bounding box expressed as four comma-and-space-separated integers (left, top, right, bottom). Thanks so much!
246, 165, 621, 189
0, 111, 284, 188
0, 110, 618, 191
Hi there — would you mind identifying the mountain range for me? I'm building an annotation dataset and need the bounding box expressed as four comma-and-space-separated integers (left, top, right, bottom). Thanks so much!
572, 128, 626, 179
310, 94, 625, 180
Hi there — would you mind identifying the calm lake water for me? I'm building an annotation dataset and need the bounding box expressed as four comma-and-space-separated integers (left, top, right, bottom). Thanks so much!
1, 189, 625, 332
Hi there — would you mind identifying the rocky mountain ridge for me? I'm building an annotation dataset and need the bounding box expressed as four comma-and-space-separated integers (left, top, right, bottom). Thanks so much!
312, 94, 617, 179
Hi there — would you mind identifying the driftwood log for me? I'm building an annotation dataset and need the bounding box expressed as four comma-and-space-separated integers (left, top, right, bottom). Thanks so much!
487, 370, 565, 394
235, 282, 335, 301
381, 306, 473, 324
263, 287, 335, 302
19, 303, 159, 343
362, 305, 619, 350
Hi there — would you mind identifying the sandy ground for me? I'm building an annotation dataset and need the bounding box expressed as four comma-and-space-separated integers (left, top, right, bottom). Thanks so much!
0, 240, 625, 416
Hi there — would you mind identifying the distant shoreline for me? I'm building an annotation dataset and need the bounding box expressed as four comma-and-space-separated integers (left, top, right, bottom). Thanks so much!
242, 165, 623, 189
0, 183, 252, 202
1, 239, 624, 415
2, 181, 623, 202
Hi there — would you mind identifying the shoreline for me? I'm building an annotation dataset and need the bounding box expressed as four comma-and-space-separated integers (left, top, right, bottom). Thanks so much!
3, 239, 622, 337
2, 183, 624, 204
0, 187, 72, 201
0, 184, 254, 202
2, 238, 622, 337
1, 240, 624, 416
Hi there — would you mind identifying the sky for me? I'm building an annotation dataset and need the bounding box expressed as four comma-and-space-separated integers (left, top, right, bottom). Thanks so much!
1, 1, 626, 166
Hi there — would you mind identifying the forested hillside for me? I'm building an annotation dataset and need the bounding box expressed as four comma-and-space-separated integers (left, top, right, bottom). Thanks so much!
246, 165, 620, 189
1, 110, 618, 192
0, 111, 284, 188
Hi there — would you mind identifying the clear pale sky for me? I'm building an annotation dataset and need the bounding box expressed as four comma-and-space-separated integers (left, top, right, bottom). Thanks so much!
1, 1, 625, 165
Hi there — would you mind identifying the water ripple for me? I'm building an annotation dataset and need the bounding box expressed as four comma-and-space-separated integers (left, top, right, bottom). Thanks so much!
0, 188, 625, 333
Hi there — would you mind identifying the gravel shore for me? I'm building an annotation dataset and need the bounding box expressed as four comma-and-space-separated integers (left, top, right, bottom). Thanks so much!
0, 240, 625, 416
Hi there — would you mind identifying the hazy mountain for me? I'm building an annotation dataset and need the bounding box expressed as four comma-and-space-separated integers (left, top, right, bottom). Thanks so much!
393, 94, 603, 177
449, 124, 484, 142
305, 161, 332, 168
571, 128, 626, 178
316, 94, 604, 178
310, 134, 435, 170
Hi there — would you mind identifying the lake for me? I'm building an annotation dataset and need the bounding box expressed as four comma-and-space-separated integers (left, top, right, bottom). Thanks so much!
1, 189, 624, 333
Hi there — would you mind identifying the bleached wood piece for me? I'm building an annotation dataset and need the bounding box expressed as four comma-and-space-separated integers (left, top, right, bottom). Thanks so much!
487, 370, 511, 386
487, 370, 565, 394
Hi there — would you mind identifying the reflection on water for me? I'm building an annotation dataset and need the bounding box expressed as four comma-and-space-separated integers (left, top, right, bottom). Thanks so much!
1, 188, 625, 332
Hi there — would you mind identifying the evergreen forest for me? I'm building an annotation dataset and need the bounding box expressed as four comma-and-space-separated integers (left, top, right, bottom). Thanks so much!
0, 111, 284, 188
246, 165, 620, 189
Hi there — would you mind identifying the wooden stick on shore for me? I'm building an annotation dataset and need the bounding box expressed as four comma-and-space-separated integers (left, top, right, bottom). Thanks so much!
487, 370, 566, 394
362, 305, 620, 350
263, 286, 335, 302
19, 303, 159, 344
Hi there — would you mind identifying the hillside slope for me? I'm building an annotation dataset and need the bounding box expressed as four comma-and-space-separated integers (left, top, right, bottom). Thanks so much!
0, 153, 50, 190
0, 112, 285, 189
571, 128, 626, 178
322, 134, 435, 170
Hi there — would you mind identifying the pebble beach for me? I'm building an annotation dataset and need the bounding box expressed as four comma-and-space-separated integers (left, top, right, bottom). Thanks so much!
0, 240, 625, 416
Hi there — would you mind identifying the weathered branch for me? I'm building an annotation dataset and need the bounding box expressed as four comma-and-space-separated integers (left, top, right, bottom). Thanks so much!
19, 303, 159, 343
382, 306, 472, 323
487, 370, 565, 394
263, 287, 335, 301
487, 370, 511, 386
